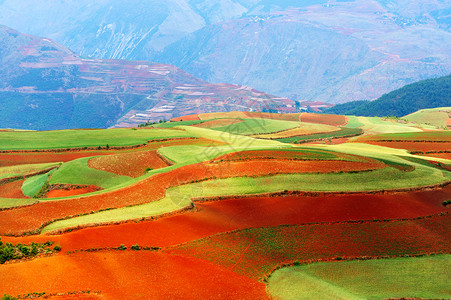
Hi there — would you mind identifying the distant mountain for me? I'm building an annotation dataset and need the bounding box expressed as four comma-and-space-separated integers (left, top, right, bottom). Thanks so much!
0, 0, 449, 103
0, 25, 311, 130
322, 74, 451, 117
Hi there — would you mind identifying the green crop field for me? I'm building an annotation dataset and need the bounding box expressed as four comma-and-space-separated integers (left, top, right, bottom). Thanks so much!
357, 117, 423, 134
0, 128, 194, 150
212, 118, 301, 136
277, 127, 362, 143
49, 157, 132, 189
268, 255, 451, 300
21, 169, 55, 198
360, 130, 451, 142
343, 116, 364, 128
404, 107, 451, 128
0, 162, 59, 179
42, 152, 450, 232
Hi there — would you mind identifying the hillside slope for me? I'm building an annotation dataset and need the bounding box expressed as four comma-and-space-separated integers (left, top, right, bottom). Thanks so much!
0, 0, 449, 102
0, 25, 302, 130
323, 74, 451, 117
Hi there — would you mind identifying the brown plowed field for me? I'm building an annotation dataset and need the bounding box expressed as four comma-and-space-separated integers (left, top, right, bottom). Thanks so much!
4, 185, 450, 253
0, 138, 223, 167
171, 114, 200, 122
46, 185, 102, 198
0, 251, 267, 299
206, 159, 385, 176
0, 179, 27, 198
213, 149, 373, 163
299, 113, 347, 126
362, 141, 451, 153
0, 155, 385, 235
87, 150, 169, 177
167, 214, 451, 279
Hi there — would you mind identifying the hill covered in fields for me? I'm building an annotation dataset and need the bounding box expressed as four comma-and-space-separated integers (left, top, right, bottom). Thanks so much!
0, 0, 449, 103
0, 110, 450, 298
0, 25, 319, 131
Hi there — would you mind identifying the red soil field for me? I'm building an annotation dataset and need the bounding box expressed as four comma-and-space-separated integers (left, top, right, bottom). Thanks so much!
167, 214, 451, 279
87, 150, 169, 178
4, 184, 450, 253
46, 185, 102, 198
361, 141, 451, 153
206, 159, 385, 177
213, 149, 376, 164
0, 155, 380, 235
0, 251, 267, 299
0, 138, 223, 167
171, 114, 200, 122
299, 113, 347, 126
0, 179, 27, 198
193, 118, 243, 128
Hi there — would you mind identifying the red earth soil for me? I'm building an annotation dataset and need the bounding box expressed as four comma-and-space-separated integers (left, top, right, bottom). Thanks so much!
87, 150, 169, 178
299, 113, 347, 126
0, 153, 391, 236
46, 186, 102, 198
167, 214, 451, 279
0, 138, 223, 167
0, 251, 267, 300
362, 141, 451, 153
0, 179, 27, 198
206, 159, 385, 176
4, 184, 450, 253
171, 114, 200, 122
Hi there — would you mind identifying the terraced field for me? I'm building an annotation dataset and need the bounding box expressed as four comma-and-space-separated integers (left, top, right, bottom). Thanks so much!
0, 110, 449, 299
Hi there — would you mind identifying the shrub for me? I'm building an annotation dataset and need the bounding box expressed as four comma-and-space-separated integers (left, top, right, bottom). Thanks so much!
118, 244, 127, 251
53, 245, 62, 252
2, 294, 18, 300
442, 200, 451, 207
131, 244, 140, 251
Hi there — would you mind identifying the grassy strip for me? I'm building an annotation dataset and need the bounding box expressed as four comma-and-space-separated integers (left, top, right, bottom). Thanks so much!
21, 169, 55, 198
212, 118, 301, 136
0, 199, 37, 210
42, 160, 449, 233
267, 255, 451, 300
276, 128, 363, 143
49, 157, 131, 189
0, 128, 194, 150
343, 116, 364, 128
0, 163, 60, 179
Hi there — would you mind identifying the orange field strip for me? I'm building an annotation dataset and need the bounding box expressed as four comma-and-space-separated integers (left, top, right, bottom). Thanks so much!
87, 150, 169, 177
167, 213, 451, 279
0, 179, 27, 199
0, 154, 389, 235
3, 184, 450, 253
0, 251, 267, 299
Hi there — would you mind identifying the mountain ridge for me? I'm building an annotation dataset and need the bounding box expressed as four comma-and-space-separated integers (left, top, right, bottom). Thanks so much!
0, 25, 316, 130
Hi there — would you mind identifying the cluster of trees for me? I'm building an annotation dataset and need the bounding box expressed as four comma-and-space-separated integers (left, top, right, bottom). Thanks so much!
0, 238, 59, 264
138, 119, 167, 127
323, 74, 451, 117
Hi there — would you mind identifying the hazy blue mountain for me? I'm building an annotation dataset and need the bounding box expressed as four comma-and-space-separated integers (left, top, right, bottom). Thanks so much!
0, 0, 450, 103
0, 25, 300, 130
